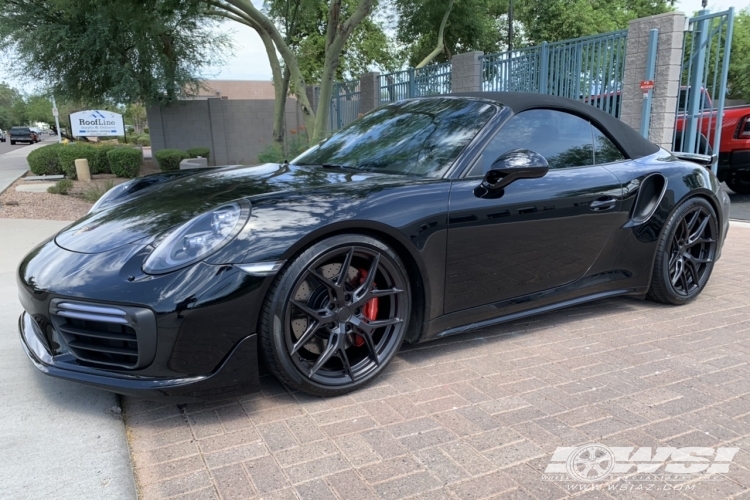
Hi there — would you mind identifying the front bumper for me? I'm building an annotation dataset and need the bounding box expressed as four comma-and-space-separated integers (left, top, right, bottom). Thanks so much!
19, 312, 260, 402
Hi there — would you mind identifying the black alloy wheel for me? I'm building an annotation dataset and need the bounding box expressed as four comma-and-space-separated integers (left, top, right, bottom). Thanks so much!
260, 234, 411, 396
648, 198, 718, 304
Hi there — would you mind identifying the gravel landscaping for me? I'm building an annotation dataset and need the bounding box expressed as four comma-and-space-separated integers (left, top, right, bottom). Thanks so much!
0, 158, 161, 221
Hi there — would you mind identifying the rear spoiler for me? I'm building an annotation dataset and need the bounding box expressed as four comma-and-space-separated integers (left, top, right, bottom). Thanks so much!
672, 151, 716, 167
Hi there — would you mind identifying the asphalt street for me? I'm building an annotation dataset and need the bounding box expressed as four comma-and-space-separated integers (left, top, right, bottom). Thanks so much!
726, 184, 750, 221
0, 132, 54, 155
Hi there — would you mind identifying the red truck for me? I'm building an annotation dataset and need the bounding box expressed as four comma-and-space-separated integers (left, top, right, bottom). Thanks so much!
588, 89, 750, 194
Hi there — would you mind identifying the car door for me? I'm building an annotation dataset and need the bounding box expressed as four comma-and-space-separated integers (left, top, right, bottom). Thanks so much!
444, 108, 623, 314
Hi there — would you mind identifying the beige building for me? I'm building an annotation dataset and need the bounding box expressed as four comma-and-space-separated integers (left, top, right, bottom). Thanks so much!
188, 80, 296, 101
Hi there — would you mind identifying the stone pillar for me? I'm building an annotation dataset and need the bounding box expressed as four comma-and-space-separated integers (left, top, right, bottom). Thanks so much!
207, 98, 228, 166
146, 105, 166, 153
621, 12, 685, 149
451, 51, 484, 93
359, 72, 381, 114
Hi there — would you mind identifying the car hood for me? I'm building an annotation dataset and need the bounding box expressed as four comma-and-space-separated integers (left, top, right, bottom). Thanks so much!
55, 163, 405, 254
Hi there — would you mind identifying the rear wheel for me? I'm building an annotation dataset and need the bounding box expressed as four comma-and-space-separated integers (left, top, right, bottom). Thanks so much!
647, 198, 718, 305
726, 173, 750, 195
10, 141, 14, 145
259, 234, 411, 396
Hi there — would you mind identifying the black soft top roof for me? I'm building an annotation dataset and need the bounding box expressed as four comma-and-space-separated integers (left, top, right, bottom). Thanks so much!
449, 92, 660, 160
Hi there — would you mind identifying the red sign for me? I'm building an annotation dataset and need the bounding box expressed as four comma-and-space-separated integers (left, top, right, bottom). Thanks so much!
640, 80, 655, 91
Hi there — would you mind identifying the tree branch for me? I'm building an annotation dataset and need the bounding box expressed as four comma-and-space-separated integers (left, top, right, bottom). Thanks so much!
416, 0, 454, 69
218, 0, 316, 135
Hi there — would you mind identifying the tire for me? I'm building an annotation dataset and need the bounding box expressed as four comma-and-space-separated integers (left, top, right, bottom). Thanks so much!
259, 234, 411, 396
10, 141, 14, 145
647, 197, 718, 305
726, 174, 750, 195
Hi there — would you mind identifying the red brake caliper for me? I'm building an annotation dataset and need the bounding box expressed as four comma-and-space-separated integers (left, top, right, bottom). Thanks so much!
354, 269, 378, 347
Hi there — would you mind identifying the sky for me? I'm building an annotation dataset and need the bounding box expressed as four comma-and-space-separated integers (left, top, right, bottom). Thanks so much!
2, 0, 749, 92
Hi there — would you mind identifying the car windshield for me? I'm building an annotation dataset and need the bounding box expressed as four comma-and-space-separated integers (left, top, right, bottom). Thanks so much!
293, 98, 498, 177
11, 127, 29, 132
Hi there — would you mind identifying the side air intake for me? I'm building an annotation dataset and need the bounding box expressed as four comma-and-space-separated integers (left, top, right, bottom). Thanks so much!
631, 173, 667, 224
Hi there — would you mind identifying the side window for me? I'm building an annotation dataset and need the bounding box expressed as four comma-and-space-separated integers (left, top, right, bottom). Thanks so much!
592, 127, 626, 164
479, 109, 594, 174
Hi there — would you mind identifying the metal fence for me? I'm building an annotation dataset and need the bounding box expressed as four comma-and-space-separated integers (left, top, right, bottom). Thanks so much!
379, 62, 452, 105
481, 46, 542, 93
482, 30, 628, 117
673, 8, 734, 167
329, 79, 361, 131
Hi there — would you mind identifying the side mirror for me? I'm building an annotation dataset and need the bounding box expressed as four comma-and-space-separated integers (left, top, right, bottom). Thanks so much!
480, 149, 549, 192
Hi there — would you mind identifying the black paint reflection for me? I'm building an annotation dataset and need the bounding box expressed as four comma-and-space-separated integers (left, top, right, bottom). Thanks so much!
445, 165, 623, 313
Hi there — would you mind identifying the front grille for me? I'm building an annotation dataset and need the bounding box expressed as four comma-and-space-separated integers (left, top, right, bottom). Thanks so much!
49, 300, 157, 370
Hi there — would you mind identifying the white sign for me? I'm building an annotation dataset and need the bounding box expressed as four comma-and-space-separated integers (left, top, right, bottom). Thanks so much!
52, 107, 58, 117
69, 110, 124, 137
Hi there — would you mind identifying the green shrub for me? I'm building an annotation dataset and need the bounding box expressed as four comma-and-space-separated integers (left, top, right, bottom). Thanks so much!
91, 144, 119, 174
155, 148, 188, 171
186, 147, 210, 160
143, 127, 149, 134
257, 134, 310, 164
135, 134, 150, 147
107, 147, 143, 178
82, 179, 116, 203
27, 144, 64, 175
257, 142, 284, 164
47, 179, 74, 195
58, 143, 99, 180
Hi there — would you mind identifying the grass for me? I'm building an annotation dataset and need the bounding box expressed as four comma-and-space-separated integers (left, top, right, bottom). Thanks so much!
81, 179, 116, 203
47, 179, 74, 195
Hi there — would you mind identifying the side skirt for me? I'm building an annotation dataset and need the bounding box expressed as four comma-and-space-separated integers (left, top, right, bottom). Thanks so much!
431, 288, 640, 340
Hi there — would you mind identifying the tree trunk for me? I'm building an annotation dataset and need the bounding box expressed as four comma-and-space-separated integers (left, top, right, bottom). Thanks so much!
224, 0, 317, 139
311, 0, 373, 144
274, 67, 291, 146
217, 0, 372, 146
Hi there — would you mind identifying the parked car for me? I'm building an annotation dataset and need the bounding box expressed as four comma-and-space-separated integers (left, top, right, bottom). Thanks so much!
17, 93, 730, 401
9, 126, 36, 145
0, 129, 6, 142
587, 88, 750, 194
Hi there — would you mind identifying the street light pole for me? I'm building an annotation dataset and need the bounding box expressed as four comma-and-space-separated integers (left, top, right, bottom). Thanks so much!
508, 0, 514, 52
52, 96, 61, 143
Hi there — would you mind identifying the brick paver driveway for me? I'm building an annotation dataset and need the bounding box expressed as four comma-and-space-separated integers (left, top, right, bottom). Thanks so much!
125, 224, 750, 500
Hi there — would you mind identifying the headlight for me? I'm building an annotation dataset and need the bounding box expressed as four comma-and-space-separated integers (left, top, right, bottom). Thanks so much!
89, 179, 138, 213
142, 201, 250, 275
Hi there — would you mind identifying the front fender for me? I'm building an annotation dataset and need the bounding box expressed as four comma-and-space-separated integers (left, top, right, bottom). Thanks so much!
207, 179, 452, 324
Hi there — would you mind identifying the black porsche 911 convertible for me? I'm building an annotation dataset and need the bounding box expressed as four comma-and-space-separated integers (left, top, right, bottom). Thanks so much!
17, 92, 730, 401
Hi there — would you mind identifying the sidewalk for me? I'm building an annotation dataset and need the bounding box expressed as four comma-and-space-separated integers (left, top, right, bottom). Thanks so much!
0, 219, 137, 500
0, 138, 56, 194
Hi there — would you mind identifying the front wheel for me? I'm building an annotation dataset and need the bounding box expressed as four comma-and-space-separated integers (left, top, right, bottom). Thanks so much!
726, 173, 750, 195
647, 197, 718, 305
259, 234, 411, 396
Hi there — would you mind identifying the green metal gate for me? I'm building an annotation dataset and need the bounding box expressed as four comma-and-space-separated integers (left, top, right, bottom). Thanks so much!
481, 30, 628, 117
673, 8, 735, 173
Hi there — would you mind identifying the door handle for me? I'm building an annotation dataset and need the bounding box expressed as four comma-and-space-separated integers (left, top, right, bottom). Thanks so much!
590, 197, 617, 211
